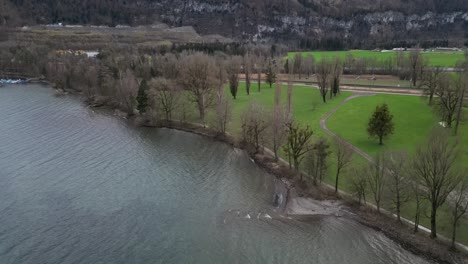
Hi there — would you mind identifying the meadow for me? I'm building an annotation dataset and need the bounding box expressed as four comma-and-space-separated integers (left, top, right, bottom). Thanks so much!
288, 50, 465, 68
223, 82, 468, 245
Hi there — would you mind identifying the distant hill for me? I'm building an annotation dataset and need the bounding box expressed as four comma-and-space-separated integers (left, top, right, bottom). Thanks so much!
1, 0, 467, 48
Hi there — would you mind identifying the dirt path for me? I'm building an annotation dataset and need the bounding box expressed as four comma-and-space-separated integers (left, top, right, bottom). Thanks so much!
319, 92, 377, 163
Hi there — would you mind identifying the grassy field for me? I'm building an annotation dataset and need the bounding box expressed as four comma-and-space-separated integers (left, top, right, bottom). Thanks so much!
225, 83, 352, 137
288, 50, 465, 67
326, 94, 468, 162
325, 93, 468, 244
221, 82, 468, 245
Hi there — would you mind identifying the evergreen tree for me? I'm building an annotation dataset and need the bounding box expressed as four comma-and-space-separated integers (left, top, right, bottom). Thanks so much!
367, 103, 394, 145
265, 59, 276, 88
136, 79, 149, 114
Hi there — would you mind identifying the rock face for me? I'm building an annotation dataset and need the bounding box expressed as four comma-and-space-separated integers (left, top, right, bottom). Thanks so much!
5, 0, 468, 45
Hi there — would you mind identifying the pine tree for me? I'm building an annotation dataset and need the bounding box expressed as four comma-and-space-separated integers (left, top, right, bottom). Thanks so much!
265, 59, 276, 88
136, 79, 149, 114
367, 103, 394, 145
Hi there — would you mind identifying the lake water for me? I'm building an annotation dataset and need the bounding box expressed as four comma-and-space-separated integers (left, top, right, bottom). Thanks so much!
0, 84, 431, 263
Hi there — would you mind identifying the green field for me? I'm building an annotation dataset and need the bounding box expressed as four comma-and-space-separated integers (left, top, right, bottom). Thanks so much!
226, 83, 352, 137
221, 82, 468, 245
327, 94, 468, 162
325, 93, 468, 244
288, 50, 465, 68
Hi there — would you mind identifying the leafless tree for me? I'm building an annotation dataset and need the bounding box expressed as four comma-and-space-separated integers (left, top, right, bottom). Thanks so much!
226, 56, 242, 99
350, 166, 367, 205
149, 77, 180, 121
176, 94, 192, 124
293, 53, 303, 79
215, 56, 227, 99
450, 177, 468, 250
434, 73, 460, 128
211, 88, 232, 135
396, 52, 411, 81
179, 53, 218, 125
419, 67, 442, 105
255, 55, 264, 92
454, 72, 467, 135
286, 75, 294, 120
366, 151, 388, 213
412, 127, 462, 238
303, 55, 315, 79
284, 121, 314, 178
408, 49, 425, 87
330, 57, 343, 98
306, 137, 331, 185
243, 54, 253, 95
158, 53, 183, 80
386, 150, 410, 222
316, 58, 332, 103
240, 102, 270, 153
411, 179, 424, 233
82, 63, 99, 101
270, 81, 287, 160
117, 69, 138, 114
334, 137, 353, 193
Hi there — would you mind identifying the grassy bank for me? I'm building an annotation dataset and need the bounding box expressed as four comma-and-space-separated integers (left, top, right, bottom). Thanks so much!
288, 50, 465, 67
221, 82, 468, 246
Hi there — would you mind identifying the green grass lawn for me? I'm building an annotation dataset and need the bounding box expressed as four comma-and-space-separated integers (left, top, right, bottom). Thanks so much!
226, 82, 352, 138
215, 82, 468, 245
288, 50, 465, 68
326, 94, 468, 162
325, 93, 468, 244
326, 94, 436, 156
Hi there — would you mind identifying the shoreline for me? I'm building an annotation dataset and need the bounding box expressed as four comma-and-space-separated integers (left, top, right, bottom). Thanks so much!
132, 117, 464, 263
136, 118, 467, 264
20, 82, 467, 264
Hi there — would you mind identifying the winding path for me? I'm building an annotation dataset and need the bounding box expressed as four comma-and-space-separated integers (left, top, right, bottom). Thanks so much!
320, 92, 377, 163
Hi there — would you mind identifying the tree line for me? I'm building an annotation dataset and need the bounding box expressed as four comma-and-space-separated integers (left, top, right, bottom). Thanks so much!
1, 43, 468, 250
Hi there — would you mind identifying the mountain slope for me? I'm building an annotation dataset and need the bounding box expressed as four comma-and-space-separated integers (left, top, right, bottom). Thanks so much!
1, 0, 467, 47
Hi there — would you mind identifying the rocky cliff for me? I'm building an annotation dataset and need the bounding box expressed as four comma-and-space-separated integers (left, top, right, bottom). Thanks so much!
2, 0, 468, 46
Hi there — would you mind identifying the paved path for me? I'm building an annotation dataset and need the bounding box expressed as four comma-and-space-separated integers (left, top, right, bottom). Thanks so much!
319, 92, 377, 163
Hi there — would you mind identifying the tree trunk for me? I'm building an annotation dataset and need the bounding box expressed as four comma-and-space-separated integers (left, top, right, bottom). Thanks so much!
334, 169, 340, 193
396, 196, 401, 223
246, 72, 251, 95
198, 96, 206, 126
379, 135, 383, 145
451, 219, 457, 250
273, 143, 278, 161
293, 159, 299, 172
430, 204, 437, 239
257, 72, 261, 92
446, 118, 452, 128
454, 86, 465, 135
322, 93, 326, 103
429, 92, 434, 105
414, 201, 420, 233
199, 105, 205, 126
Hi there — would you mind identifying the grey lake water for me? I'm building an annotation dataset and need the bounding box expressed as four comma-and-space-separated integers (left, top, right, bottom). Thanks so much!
0, 84, 431, 264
